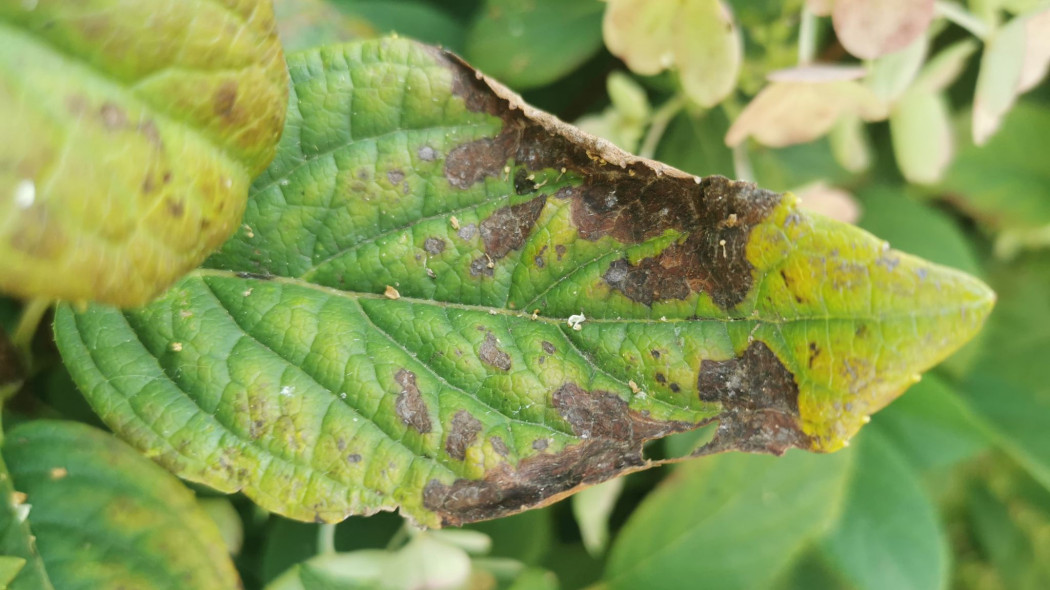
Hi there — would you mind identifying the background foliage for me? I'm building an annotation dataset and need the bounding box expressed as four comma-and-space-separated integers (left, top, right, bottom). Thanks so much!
3, 0, 1050, 588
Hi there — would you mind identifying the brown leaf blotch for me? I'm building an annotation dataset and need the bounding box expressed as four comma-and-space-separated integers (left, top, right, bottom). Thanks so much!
696, 341, 812, 455
99, 102, 127, 129
213, 80, 238, 119
395, 369, 432, 434
541, 341, 556, 354
423, 382, 691, 525
480, 197, 547, 260
388, 169, 406, 185
446, 410, 483, 461
479, 332, 512, 371
491, 435, 509, 457
424, 237, 446, 254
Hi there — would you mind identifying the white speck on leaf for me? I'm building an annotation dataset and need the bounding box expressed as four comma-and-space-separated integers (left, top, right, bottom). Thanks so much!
170, 342, 183, 352
280, 385, 294, 397
568, 313, 586, 331
14, 179, 34, 209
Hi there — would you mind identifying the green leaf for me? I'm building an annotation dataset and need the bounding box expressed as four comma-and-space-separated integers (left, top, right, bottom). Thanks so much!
604, 450, 852, 590
818, 430, 948, 590
0, 420, 239, 589
55, 38, 993, 528
466, 0, 604, 89
890, 89, 954, 184
939, 101, 1050, 256
963, 253, 1050, 490
274, 0, 376, 53
0, 0, 289, 307
871, 374, 990, 471
0, 557, 25, 590
333, 0, 467, 53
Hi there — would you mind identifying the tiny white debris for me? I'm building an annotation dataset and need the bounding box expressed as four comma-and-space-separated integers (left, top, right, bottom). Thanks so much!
567, 313, 586, 331
450, 216, 460, 230
243, 288, 253, 297
280, 385, 295, 397
660, 316, 667, 322
10, 491, 29, 523
862, 415, 871, 424
384, 285, 401, 300
719, 239, 727, 258
339, 392, 347, 400
628, 380, 640, 393
531, 309, 540, 320
14, 179, 34, 209
223, 177, 233, 189
170, 342, 183, 352
489, 309, 497, 315
279, 179, 290, 186
242, 224, 255, 238
693, 176, 701, 184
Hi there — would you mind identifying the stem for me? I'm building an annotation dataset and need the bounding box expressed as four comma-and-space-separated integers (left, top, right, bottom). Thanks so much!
317, 523, 336, 555
11, 298, 49, 353
935, 1, 992, 40
798, 5, 818, 65
639, 94, 687, 160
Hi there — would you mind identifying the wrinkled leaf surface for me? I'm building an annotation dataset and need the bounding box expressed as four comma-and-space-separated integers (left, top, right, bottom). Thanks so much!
55, 39, 993, 527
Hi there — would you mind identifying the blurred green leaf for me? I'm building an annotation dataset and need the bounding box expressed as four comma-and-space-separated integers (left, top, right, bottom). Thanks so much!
333, 0, 467, 51
818, 430, 948, 590
655, 109, 736, 179
967, 477, 1050, 590
0, 557, 25, 590
466, 0, 604, 89
0, 421, 240, 589
963, 253, 1050, 490
872, 374, 991, 471
274, 0, 376, 52
604, 450, 851, 590
572, 477, 625, 557
467, 508, 553, 564
891, 89, 955, 184
940, 101, 1050, 256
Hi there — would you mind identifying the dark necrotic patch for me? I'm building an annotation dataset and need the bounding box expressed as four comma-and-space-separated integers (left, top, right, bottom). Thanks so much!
458, 223, 478, 241
514, 168, 538, 194
479, 333, 512, 371
446, 410, 483, 461
347, 453, 362, 463
480, 197, 547, 260
696, 341, 810, 455
422, 381, 691, 525
395, 369, 432, 434
424, 237, 446, 254
387, 169, 405, 185
541, 341, 556, 354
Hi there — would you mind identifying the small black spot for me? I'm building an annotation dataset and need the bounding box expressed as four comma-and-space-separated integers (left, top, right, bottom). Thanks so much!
347, 454, 362, 463
532, 438, 549, 451
514, 169, 538, 194
541, 341, 556, 354
387, 170, 406, 185
808, 342, 821, 369
655, 373, 667, 384
670, 383, 681, 393
470, 257, 494, 277
651, 350, 661, 359
555, 245, 567, 261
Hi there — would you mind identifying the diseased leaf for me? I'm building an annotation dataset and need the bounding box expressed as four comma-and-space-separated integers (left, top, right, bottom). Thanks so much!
605, 450, 852, 590
0, 421, 240, 589
55, 38, 993, 528
466, 0, 604, 89
832, 0, 935, 60
0, 0, 288, 307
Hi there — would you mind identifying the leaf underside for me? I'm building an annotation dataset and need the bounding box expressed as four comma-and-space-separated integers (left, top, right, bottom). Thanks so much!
54, 38, 994, 527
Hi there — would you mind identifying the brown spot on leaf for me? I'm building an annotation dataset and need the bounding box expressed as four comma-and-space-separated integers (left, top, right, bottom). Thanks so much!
436, 49, 782, 310
458, 223, 478, 241
479, 333, 512, 371
541, 341, 556, 354
555, 245, 566, 261
670, 383, 681, 393
654, 373, 667, 384
213, 80, 238, 119
696, 341, 812, 455
534, 244, 548, 268
808, 342, 821, 369
166, 199, 185, 218
480, 197, 547, 260
446, 410, 483, 461
424, 237, 446, 254
347, 453, 362, 463
388, 169, 406, 185
99, 102, 127, 129
491, 436, 509, 457
470, 258, 494, 277
395, 369, 431, 434
423, 382, 691, 525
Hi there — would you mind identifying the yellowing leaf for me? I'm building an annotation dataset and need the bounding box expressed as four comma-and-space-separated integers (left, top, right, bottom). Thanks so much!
0, 0, 288, 307
832, 0, 936, 59
974, 7, 1050, 145
604, 0, 740, 106
55, 39, 993, 528
726, 67, 887, 148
